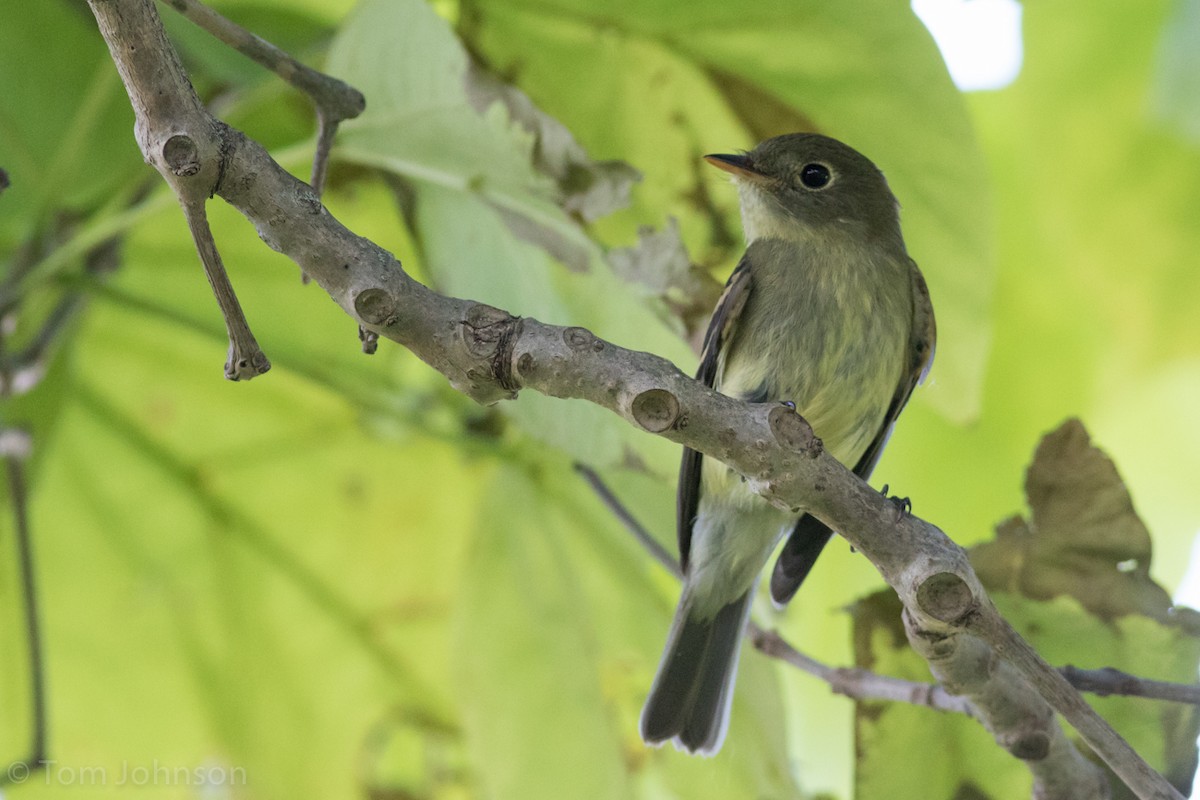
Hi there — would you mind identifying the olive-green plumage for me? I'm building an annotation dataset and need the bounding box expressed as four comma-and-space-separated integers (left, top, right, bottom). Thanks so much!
640, 133, 936, 755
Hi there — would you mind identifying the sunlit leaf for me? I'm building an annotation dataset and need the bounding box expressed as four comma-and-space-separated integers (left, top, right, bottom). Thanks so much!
326, 0, 692, 474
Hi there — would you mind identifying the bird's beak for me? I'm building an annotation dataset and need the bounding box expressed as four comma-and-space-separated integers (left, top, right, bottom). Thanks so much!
704, 153, 770, 183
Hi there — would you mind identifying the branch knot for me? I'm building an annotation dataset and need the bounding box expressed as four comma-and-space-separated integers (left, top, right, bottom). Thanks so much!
462, 304, 522, 391
563, 326, 604, 352
916, 571, 978, 625
768, 404, 822, 457
630, 389, 680, 433
354, 288, 399, 327
163, 134, 201, 177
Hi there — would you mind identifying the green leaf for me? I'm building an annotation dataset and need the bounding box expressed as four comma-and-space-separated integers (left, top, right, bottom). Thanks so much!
326, 0, 693, 474
453, 460, 802, 800
326, 0, 606, 272
453, 465, 633, 800
0, 0, 140, 240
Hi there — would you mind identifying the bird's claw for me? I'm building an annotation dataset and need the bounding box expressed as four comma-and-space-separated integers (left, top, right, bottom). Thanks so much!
880, 484, 912, 523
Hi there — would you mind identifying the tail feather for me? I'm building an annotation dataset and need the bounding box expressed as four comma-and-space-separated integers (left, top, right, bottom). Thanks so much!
640, 588, 755, 755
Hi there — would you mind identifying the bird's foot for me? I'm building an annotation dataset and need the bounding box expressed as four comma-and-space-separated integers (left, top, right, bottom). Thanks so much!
880, 484, 912, 524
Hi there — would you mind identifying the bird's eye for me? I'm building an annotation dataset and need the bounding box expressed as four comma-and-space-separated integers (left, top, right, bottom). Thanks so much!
799, 163, 832, 189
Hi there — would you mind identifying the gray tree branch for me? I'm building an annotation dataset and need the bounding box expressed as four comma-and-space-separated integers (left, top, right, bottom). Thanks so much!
157, 0, 365, 196
84, 1, 1183, 797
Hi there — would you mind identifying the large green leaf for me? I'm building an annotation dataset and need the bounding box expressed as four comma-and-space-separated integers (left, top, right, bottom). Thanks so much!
453, 465, 632, 800
0, 177, 484, 795
0, 1, 140, 240
453, 460, 801, 800
326, 0, 693, 475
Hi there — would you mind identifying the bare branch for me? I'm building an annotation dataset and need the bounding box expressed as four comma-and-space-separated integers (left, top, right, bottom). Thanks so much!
156, 0, 364, 196
88, 0, 270, 379
749, 627, 978, 715
83, 2, 1185, 797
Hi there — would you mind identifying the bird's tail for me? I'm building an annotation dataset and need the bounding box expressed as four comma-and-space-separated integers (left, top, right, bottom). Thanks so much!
639, 586, 755, 755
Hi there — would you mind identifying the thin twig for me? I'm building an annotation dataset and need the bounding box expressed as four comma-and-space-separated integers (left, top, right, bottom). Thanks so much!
310, 109, 338, 197
1060, 666, 1200, 705
573, 462, 678, 577
156, 0, 365, 121
748, 626, 977, 715
0, 429, 47, 783
178, 199, 270, 380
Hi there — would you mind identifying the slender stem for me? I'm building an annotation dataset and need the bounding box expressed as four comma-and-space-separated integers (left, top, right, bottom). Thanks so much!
310, 109, 337, 197
1, 430, 47, 781
1060, 666, 1200, 705
573, 462, 678, 577
748, 626, 978, 715
178, 199, 270, 380
157, 0, 364, 119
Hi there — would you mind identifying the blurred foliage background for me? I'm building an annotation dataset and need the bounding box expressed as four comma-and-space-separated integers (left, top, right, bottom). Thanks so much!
1, 0, 1199, 798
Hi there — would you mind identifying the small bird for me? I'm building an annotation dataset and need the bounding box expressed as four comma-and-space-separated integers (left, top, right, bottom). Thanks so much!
639, 133, 936, 755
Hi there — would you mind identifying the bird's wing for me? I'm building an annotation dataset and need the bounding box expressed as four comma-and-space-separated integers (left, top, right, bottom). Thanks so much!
849, 259, 936, 478
677, 255, 754, 571
769, 260, 936, 604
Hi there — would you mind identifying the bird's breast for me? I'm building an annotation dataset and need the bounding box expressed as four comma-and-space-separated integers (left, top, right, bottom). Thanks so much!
714, 235, 911, 468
